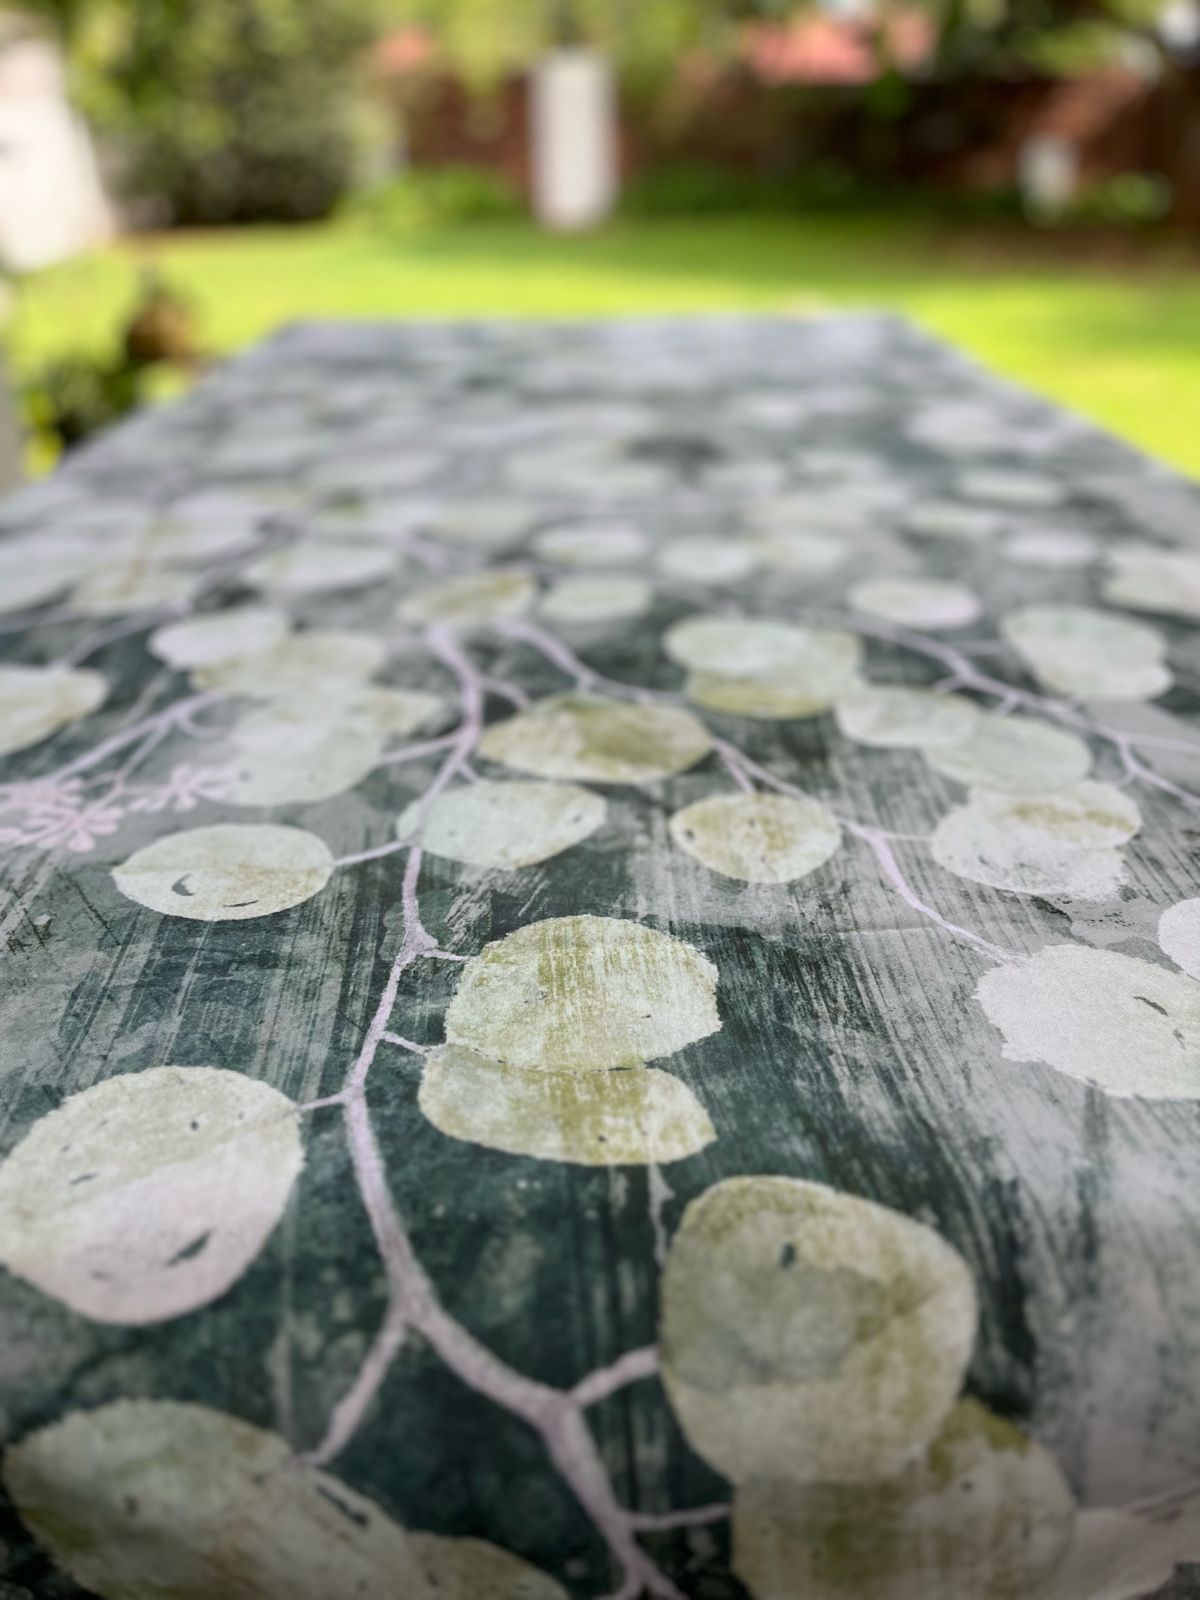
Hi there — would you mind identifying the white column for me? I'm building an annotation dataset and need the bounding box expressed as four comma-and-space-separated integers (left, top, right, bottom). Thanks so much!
531, 48, 618, 232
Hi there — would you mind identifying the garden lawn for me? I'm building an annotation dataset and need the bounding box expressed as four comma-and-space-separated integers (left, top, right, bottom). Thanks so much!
12, 213, 1200, 477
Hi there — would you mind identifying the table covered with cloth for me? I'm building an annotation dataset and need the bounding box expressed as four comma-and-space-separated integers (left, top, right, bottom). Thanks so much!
1, 314, 1200, 1600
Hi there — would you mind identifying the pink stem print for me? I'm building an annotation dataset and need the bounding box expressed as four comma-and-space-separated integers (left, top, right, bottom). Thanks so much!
307, 629, 705, 1599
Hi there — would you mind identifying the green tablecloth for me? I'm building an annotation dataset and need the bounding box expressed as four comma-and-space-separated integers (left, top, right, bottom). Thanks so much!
2, 316, 1200, 1599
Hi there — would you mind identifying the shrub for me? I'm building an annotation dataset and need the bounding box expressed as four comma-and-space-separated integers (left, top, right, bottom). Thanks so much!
347, 166, 525, 232
76, 0, 381, 226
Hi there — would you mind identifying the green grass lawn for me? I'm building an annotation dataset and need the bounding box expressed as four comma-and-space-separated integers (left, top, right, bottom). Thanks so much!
11, 213, 1200, 477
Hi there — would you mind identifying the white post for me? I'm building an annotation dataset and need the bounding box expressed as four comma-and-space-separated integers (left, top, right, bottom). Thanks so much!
530, 48, 618, 232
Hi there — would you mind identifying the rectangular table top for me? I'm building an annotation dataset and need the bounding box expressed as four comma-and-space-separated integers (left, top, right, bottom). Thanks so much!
2, 315, 1200, 1600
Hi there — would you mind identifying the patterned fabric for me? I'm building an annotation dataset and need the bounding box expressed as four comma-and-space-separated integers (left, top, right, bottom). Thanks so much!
2, 314, 1200, 1600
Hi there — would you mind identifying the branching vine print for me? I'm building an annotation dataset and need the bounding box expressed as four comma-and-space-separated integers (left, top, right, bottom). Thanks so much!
3, 316, 1200, 1599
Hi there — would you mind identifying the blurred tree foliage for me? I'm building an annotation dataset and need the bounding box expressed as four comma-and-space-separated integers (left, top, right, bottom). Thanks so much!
393, 0, 1172, 92
38, 0, 387, 224
392, 0, 795, 95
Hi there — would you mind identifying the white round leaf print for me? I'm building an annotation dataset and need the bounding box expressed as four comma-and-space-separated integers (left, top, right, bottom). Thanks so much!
664, 615, 860, 680
926, 716, 1091, 793
398, 569, 535, 628
222, 717, 383, 806
0, 536, 98, 612
849, 578, 981, 631
428, 499, 533, 551
1001, 605, 1170, 702
67, 566, 198, 618
113, 824, 334, 920
657, 537, 758, 583
479, 694, 712, 784
399, 780, 604, 868
1159, 898, 1200, 980
1104, 543, 1200, 620
977, 944, 1200, 1098
1035, 1504, 1200, 1600
0, 666, 108, 758
750, 531, 847, 576
0, 1067, 303, 1324
665, 617, 861, 720
835, 686, 978, 749
445, 915, 720, 1072
1002, 528, 1098, 569
931, 811, 1126, 902
957, 469, 1065, 508
732, 1400, 1075, 1600
194, 630, 387, 699
149, 605, 289, 669
412, 1534, 568, 1599
903, 501, 1006, 541
531, 522, 647, 567
4, 1402, 431, 1600
670, 794, 841, 885
965, 781, 1141, 848
244, 538, 396, 596
419, 1047, 715, 1166
659, 1177, 976, 1486
539, 575, 651, 625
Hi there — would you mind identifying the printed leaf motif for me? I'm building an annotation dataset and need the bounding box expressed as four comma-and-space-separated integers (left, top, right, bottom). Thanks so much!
539, 575, 651, 624
835, 686, 978, 749
903, 501, 1005, 541
660, 1177, 977, 1485
957, 469, 1064, 508
531, 521, 647, 567
428, 498, 533, 550
193, 629, 387, 699
664, 616, 861, 720
0, 1068, 303, 1324
1001, 606, 1171, 702
732, 1399, 1076, 1600
149, 605, 290, 669
67, 567, 198, 618
925, 715, 1091, 793
420, 1046, 715, 1166
669, 793, 841, 884
221, 716, 383, 807
931, 782, 1140, 901
244, 538, 397, 595
479, 694, 711, 784
4, 1401, 432, 1599
849, 578, 981, 631
397, 569, 535, 627
399, 780, 605, 869
1103, 542, 1200, 620
750, 531, 847, 575
412, 1534, 569, 1599
113, 823, 334, 920
657, 537, 758, 582
0, 666, 108, 758
445, 915, 720, 1072
977, 944, 1200, 1098
0, 535, 98, 611
1002, 529, 1098, 569
1159, 898, 1200, 979
1034, 1502, 1200, 1600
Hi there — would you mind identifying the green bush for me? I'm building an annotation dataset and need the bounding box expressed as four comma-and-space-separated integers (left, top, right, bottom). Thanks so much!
347, 166, 525, 232
618, 162, 878, 219
1066, 173, 1173, 228
76, 0, 381, 226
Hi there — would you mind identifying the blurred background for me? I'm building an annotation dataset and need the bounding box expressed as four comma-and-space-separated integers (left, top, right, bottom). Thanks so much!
0, 0, 1198, 479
